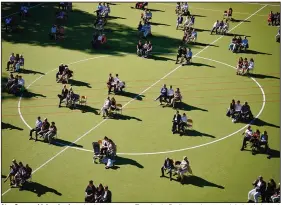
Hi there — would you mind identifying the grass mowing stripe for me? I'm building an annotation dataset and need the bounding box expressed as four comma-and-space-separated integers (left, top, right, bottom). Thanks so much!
2, 4, 267, 197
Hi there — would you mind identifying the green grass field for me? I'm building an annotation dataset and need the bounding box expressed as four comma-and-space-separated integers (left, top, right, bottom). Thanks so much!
1, 2, 280, 202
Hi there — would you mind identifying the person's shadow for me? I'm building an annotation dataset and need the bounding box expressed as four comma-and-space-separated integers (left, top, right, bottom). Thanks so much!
181, 175, 225, 189
2, 122, 24, 131
20, 181, 62, 197
110, 156, 144, 169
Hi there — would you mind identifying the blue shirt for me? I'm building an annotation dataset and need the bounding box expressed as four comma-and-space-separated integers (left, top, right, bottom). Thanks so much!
242, 39, 248, 45
260, 134, 268, 142
160, 87, 167, 95
187, 51, 192, 58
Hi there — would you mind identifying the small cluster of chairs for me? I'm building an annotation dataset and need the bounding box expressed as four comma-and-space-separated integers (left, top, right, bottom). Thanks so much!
56, 63, 74, 84
236, 57, 255, 75
229, 35, 249, 53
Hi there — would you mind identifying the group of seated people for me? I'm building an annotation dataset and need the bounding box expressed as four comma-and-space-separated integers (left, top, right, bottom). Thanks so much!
58, 85, 80, 108
175, 2, 190, 16
210, 19, 229, 35
4, 159, 32, 188
182, 27, 197, 43
135, 2, 148, 10
175, 46, 193, 64
29, 117, 58, 144
223, 8, 233, 21
268, 11, 280, 26
226, 100, 254, 123
241, 126, 271, 156
136, 40, 153, 58
93, 136, 117, 169
171, 110, 191, 135
85, 180, 112, 203
160, 156, 193, 184
177, 15, 195, 31
155, 84, 183, 109
107, 73, 126, 94
49, 24, 65, 40
248, 176, 280, 203
99, 97, 120, 118
91, 31, 107, 48
236, 57, 254, 75
58, 2, 73, 11
229, 35, 249, 53
56, 63, 73, 83
6, 53, 25, 72
137, 21, 152, 38
141, 8, 152, 24
96, 2, 111, 18
5, 74, 25, 95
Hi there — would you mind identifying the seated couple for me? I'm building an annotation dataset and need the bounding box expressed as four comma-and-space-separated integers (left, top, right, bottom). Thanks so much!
56, 64, 73, 83
107, 73, 125, 94
99, 97, 119, 118
226, 100, 254, 123
29, 117, 57, 144
4, 159, 32, 188
236, 57, 254, 75
161, 156, 193, 184
6, 74, 25, 95
136, 40, 153, 58
229, 36, 249, 53
172, 110, 189, 134
91, 32, 107, 48
175, 46, 192, 65
49, 25, 65, 40
85, 181, 112, 203
58, 85, 79, 108
223, 8, 233, 20
241, 126, 270, 155
6, 53, 25, 72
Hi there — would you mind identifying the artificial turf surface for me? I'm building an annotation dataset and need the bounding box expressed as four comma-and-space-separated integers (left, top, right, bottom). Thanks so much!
1, 2, 280, 202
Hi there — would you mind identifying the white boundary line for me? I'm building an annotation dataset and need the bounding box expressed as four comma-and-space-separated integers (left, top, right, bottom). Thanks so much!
2, 3, 45, 19
54, 56, 266, 155
2, 5, 266, 197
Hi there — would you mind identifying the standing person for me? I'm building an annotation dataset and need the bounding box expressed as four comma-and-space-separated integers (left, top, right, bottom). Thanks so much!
155, 84, 168, 105
29, 116, 43, 140
101, 185, 112, 203
85, 180, 96, 203
58, 84, 69, 107
172, 110, 181, 134
160, 157, 174, 180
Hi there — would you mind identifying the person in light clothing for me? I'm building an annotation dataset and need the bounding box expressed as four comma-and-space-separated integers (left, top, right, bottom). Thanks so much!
241, 126, 253, 151
100, 97, 111, 117
167, 85, 174, 104
211, 20, 219, 34
179, 113, 188, 131
177, 156, 192, 184
29, 116, 43, 140
248, 176, 266, 202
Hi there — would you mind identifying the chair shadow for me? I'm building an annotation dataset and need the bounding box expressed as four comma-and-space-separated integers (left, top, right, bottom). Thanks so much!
2, 122, 24, 131
227, 33, 251, 37
75, 104, 99, 115
38, 138, 83, 148
182, 175, 225, 189
149, 55, 175, 61
195, 28, 210, 32
192, 14, 206, 18
114, 156, 144, 168
108, 16, 126, 20
184, 129, 215, 138
176, 102, 208, 112
243, 49, 272, 55
249, 73, 280, 80
110, 113, 142, 121
20, 181, 62, 197
191, 42, 219, 47
244, 147, 280, 159
15, 68, 45, 75
69, 79, 91, 88
191, 62, 215, 68
21, 91, 46, 99
251, 118, 280, 129
231, 19, 251, 23
150, 22, 170, 26
2, 174, 7, 179
130, 7, 165, 12
116, 92, 145, 101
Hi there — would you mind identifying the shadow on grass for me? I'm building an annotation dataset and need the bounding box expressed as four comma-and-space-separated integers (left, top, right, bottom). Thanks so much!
231, 19, 251, 23
149, 55, 175, 61
150, 22, 170, 26
183, 129, 215, 138
21, 91, 46, 98
191, 62, 215, 68
130, 7, 165, 12
251, 118, 280, 128
110, 113, 142, 121
227, 33, 251, 37
190, 42, 219, 47
107, 15, 126, 20
15, 68, 45, 75
244, 49, 272, 55
69, 79, 92, 88
114, 156, 144, 168
75, 104, 99, 115
51, 139, 83, 148
20, 181, 62, 197
195, 28, 210, 32
176, 102, 208, 112
181, 175, 225, 188
2, 122, 24, 131
249, 73, 280, 80
116, 92, 145, 101
2, 175, 7, 179
193, 14, 207, 18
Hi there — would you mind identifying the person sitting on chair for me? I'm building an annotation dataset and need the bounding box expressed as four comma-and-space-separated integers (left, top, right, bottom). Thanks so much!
248, 176, 266, 203
241, 36, 249, 50
179, 113, 188, 132
160, 157, 174, 181
137, 40, 143, 56
240, 101, 254, 121
44, 122, 57, 144
100, 136, 109, 155
175, 46, 184, 64
100, 185, 112, 202
250, 129, 261, 153
177, 156, 190, 184
167, 85, 174, 104
107, 73, 114, 94
155, 84, 168, 105
85, 180, 96, 203
110, 97, 117, 112
23, 164, 32, 181
56, 64, 65, 81
100, 97, 111, 118
226, 99, 235, 118
50, 25, 57, 40
58, 84, 69, 107
184, 48, 192, 64
144, 41, 153, 58
172, 110, 181, 134
7, 53, 15, 71
246, 58, 254, 74
36, 118, 50, 141
259, 131, 270, 154
241, 126, 253, 151
171, 88, 182, 108
232, 100, 242, 122
29, 116, 43, 140
95, 183, 105, 202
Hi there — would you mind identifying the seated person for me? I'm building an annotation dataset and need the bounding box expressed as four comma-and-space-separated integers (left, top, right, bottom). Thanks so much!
56, 64, 65, 80
23, 164, 32, 181
5, 74, 15, 90
44, 122, 57, 144
188, 29, 197, 42
106, 139, 116, 158
250, 129, 260, 151
241, 126, 253, 151
8, 75, 19, 94
246, 58, 254, 74
20, 5, 29, 17
141, 23, 151, 37
167, 85, 174, 104
184, 48, 192, 64
57, 66, 73, 83
95, 184, 105, 202
49, 25, 57, 40
100, 97, 111, 118
144, 41, 152, 58
175, 46, 184, 64
241, 58, 249, 75
57, 26, 65, 39
176, 156, 190, 184
171, 88, 182, 108
217, 20, 224, 33
186, 15, 195, 28
115, 81, 125, 93
137, 40, 143, 56
222, 20, 229, 34
276, 28, 280, 42
229, 35, 237, 51
259, 131, 269, 154
58, 84, 69, 107
181, 3, 189, 15
14, 61, 20, 72
271, 183, 280, 203
268, 11, 274, 25
160, 158, 174, 180
240, 101, 254, 121
232, 100, 242, 122
110, 97, 117, 112
67, 88, 80, 108
172, 110, 181, 133
176, 15, 183, 30
19, 54, 24, 68
211, 20, 219, 34
233, 36, 242, 52
155, 84, 168, 105
100, 136, 109, 155
56, 10, 67, 20
7, 53, 15, 70
226, 99, 236, 117
248, 176, 266, 203
236, 57, 243, 75
179, 113, 188, 132
241, 36, 249, 50
3, 159, 19, 185
36, 118, 50, 141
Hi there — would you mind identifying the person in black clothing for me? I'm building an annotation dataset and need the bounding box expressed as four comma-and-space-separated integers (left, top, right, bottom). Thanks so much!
240, 102, 253, 121
56, 64, 65, 81
95, 183, 104, 202
265, 179, 276, 202
160, 157, 174, 181
175, 46, 184, 64
58, 85, 69, 107
155, 84, 168, 104
172, 110, 181, 133
137, 40, 143, 56
226, 99, 235, 117
101, 185, 112, 203
107, 73, 114, 94
24, 164, 32, 180
85, 180, 96, 203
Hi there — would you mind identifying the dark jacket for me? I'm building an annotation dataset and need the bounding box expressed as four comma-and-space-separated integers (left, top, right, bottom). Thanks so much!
173, 114, 181, 123
61, 88, 68, 98
163, 158, 174, 169
253, 179, 266, 194
102, 190, 112, 203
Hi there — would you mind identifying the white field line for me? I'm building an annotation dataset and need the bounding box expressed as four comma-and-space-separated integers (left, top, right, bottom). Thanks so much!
54, 56, 266, 155
157, 3, 270, 17
2, 4, 267, 197
2, 3, 45, 19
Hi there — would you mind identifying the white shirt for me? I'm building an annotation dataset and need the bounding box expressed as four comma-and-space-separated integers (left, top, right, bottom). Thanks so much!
118, 81, 124, 88
51, 26, 56, 33
235, 103, 242, 111
245, 129, 253, 137
249, 61, 254, 69
103, 99, 110, 109
18, 78, 25, 86
168, 88, 174, 96
181, 115, 187, 123
114, 77, 120, 83
35, 119, 43, 128
180, 160, 188, 170
213, 22, 218, 28
257, 181, 262, 187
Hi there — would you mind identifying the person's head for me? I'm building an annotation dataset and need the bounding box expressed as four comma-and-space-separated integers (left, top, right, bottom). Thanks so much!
12, 159, 17, 164
232, 99, 235, 104
244, 102, 248, 105
264, 131, 267, 135
44, 118, 48, 122
10, 73, 14, 78
107, 96, 110, 100
250, 58, 254, 62
183, 113, 186, 116
89, 180, 94, 186
244, 36, 247, 39
98, 183, 103, 189
51, 122, 55, 126
237, 100, 240, 104
116, 74, 119, 77
109, 73, 112, 77
177, 88, 180, 91
248, 125, 251, 130
244, 58, 248, 61
183, 156, 188, 161
170, 85, 172, 89
99, 3, 101, 5
11, 53, 14, 56
104, 185, 108, 191
37, 116, 41, 121
234, 35, 237, 38
26, 164, 30, 168
258, 176, 263, 181
163, 84, 166, 88
19, 162, 23, 167
176, 110, 179, 114
15, 75, 18, 79
104, 136, 108, 141
256, 129, 260, 134
111, 97, 115, 102
18, 75, 22, 79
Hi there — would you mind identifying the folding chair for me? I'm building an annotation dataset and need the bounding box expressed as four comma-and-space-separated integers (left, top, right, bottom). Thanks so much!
79, 96, 87, 106
187, 119, 193, 129
116, 104, 123, 114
